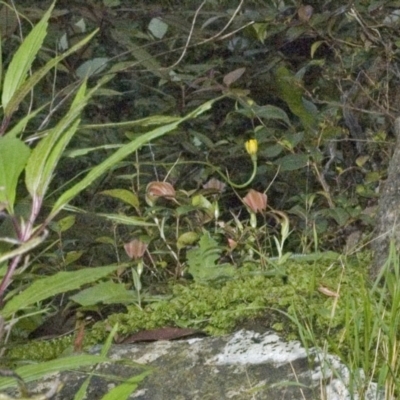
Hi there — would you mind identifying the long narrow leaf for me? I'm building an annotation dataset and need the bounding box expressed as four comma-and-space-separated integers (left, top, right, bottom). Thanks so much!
0, 355, 110, 390
25, 82, 88, 198
5, 104, 48, 139
4, 29, 98, 117
100, 372, 151, 400
0, 235, 45, 264
1, 265, 124, 317
1, 2, 55, 109
50, 97, 221, 218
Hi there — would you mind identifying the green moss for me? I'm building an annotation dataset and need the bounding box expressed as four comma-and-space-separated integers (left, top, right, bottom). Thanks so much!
8, 253, 371, 362
89, 254, 369, 346
7, 336, 74, 365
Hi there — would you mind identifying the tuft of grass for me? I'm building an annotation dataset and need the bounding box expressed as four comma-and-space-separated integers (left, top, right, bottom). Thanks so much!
288, 242, 400, 399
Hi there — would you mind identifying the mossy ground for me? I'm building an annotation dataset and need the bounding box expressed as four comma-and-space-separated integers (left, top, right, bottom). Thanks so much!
8, 252, 372, 363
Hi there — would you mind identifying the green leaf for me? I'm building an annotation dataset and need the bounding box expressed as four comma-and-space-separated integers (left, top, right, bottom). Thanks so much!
4, 28, 99, 118
274, 154, 309, 171
76, 57, 109, 79
187, 231, 235, 283
1, 265, 122, 318
5, 104, 47, 139
25, 81, 88, 199
100, 189, 139, 209
50, 215, 76, 233
244, 104, 291, 125
0, 26, 2, 93
50, 98, 221, 219
83, 115, 180, 131
0, 355, 110, 390
0, 136, 30, 214
177, 231, 199, 250
100, 372, 151, 400
1, 2, 55, 109
275, 66, 317, 131
96, 213, 155, 226
0, 235, 46, 264
110, 30, 168, 80
70, 281, 136, 306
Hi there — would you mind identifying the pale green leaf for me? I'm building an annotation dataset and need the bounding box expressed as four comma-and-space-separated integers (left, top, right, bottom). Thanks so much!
177, 231, 199, 250
96, 213, 154, 226
100, 189, 139, 209
0, 137, 30, 214
70, 281, 136, 306
2, 265, 123, 318
1, 2, 55, 109
148, 18, 168, 39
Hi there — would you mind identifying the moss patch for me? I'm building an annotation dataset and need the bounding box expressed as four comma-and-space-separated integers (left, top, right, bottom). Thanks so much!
8, 253, 371, 362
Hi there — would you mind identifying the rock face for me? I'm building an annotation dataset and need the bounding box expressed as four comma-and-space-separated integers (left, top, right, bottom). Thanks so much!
371, 117, 400, 279
17, 330, 383, 400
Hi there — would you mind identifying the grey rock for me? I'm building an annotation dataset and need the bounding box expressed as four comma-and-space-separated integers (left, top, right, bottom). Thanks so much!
25, 330, 384, 400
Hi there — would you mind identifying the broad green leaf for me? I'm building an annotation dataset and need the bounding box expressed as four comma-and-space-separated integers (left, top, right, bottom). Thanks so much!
274, 154, 309, 171
100, 372, 151, 400
254, 105, 291, 125
275, 66, 317, 132
238, 104, 291, 126
1, 265, 123, 317
70, 281, 136, 306
0, 136, 30, 214
100, 189, 139, 209
50, 97, 221, 219
1, 2, 55, 109
76, 57, 109, 79
187, 231, 235, 283
4, 28, 99, 117
0, 355, 110, 390
262, 144, 284, 158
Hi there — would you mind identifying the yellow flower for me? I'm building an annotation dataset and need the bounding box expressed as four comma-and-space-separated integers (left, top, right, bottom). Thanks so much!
245, 139, 258, 156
